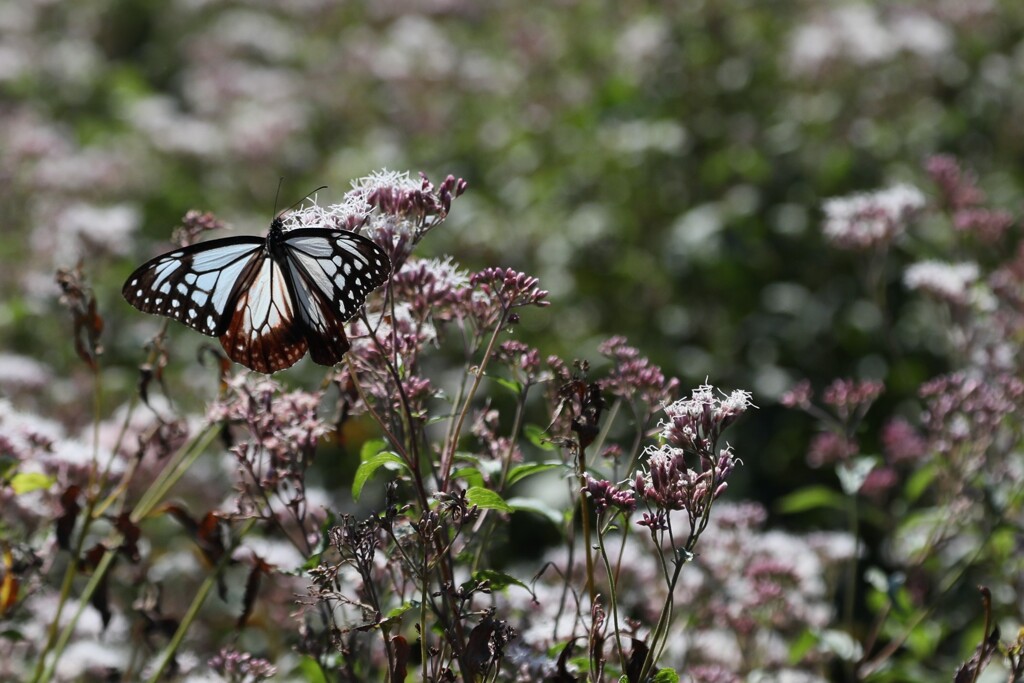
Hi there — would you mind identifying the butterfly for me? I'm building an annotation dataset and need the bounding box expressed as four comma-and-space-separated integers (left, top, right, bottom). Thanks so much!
123, 216, 391, 373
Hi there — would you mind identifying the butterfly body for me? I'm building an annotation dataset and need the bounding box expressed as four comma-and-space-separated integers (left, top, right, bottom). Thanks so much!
123, 217, 391, 373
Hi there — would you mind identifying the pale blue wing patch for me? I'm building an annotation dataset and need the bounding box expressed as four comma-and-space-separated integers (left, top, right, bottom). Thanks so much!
123, 239, 263, 336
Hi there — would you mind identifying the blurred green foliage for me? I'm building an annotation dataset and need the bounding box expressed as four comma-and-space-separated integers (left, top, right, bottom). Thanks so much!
3, 0, 1024, 510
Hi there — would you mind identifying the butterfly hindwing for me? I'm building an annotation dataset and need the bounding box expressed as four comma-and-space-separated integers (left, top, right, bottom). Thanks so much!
281, 229, 392, 366
219, 256, 309, 373
122, 239, 265, 337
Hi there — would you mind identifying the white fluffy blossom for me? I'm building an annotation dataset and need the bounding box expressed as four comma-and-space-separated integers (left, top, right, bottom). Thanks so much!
822, 184, 925, 249
904, 260, 983, 306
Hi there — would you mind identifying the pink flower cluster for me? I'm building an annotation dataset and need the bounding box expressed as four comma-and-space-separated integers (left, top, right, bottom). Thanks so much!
633, 384, 753, 514
207, 375, 328, 491
926, 154, 1014, 242
597, 336, 679, 409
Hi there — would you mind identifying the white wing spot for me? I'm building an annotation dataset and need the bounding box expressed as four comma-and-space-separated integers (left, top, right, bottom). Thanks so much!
188, 309, 197, 319
343, 263, 352, 275
171, 299, 180, 308
196, 272, 218, 292
176, 283, 188, 295
136, 289, 143, 297
159, 283, 171, 294
154, 297, 162, 305
185, 273, 197, 285
131, 279, 138, 286
206, 315, 215, 330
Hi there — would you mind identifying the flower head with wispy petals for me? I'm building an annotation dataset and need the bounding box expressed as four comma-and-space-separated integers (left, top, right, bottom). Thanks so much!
346, 170, 466, 271
659, 384, 755, 456
583, 475, 636, 514
390, 256, 470, 324
633, 384, 752, 516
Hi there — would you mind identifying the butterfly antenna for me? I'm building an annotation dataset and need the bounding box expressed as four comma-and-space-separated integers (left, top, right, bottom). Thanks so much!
280, 185, 328, 217
273, 177, 285, 216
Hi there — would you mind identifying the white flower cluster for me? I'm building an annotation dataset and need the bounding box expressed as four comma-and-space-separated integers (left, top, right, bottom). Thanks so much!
904, 260, 991, 308
788, 4, 954, 75
660, 384, 755, 440
822, 183, 926, 249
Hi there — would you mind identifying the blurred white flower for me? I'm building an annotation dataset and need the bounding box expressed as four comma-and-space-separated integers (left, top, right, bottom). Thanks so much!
0, 353, 51, 390
207, 9, 300, 61
615, 15, 670, 80
370, 16, 457, 80
822, 184, 925, 250
602, 118, 688, 156
35, 201, 141, 265
788, 4, 953, 74
127, 96, 224, 157
890, 11, 953, 58
904, 260, 981, 306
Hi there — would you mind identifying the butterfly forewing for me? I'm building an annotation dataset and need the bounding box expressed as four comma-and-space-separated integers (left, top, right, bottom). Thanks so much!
122, 239, 264, 336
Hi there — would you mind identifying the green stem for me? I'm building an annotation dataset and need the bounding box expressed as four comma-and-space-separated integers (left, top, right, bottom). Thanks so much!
441, 312, 506, 486
595, 519, 627, 673
35, 424, 220, 682
146, 518, 258, 682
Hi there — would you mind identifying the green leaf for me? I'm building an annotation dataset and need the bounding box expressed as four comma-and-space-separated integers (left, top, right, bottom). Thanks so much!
493, 377, 523, 395
451, 466, 485, 489
465, 486, 513, 513
10, 472, 55, 495
776, 485, 846, 515
904, 462, 937, 502
384, 601, 415, 621
295, 655, 329, 683
507, 461, 564, 486
506, 497, 564, 526
471, 569, 529, 593
523, 424, 556, 451
454, 451, 484, 466
359, 438, 387, 462
787, 629, 818, 664
652, 669, 680, 683
352, 452, 407, 502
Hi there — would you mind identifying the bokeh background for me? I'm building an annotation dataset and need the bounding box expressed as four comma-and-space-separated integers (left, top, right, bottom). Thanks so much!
3, 0, 1023, 562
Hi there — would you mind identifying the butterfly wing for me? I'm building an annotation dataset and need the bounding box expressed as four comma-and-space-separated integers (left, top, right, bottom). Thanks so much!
123, 226, 391, 373
280, 229, 392, 367
122, 238, 265, 336
218, 255, 310, 373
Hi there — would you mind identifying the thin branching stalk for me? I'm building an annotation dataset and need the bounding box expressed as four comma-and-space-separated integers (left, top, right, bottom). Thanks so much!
441, 310, 508, 487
